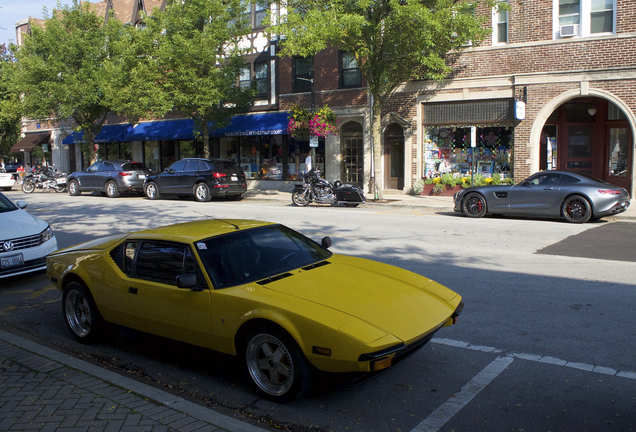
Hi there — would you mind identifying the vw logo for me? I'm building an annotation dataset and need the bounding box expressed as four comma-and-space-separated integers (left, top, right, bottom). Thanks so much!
3, 241, 14, 252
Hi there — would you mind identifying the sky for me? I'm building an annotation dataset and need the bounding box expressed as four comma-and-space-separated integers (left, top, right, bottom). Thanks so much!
0, 0, 69, 48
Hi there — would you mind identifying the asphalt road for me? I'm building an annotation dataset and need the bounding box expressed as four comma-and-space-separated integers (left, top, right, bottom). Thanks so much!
1, 190, 635, 432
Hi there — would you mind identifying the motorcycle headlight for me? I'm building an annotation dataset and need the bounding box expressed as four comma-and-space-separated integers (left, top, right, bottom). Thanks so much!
40, 226, 54, 244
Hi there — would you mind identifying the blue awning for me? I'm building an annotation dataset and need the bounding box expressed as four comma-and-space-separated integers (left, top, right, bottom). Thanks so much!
61, 113, 290, 144
124, 119, 196, 141
209, 112, 289, 137
62, 124, 134, 144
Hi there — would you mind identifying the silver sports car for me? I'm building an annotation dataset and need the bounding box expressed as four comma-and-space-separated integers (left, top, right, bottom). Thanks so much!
454, 170, 630, 223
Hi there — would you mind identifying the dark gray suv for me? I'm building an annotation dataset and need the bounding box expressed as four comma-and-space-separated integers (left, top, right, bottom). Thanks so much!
68, 160, 152, 198
144, 158, 247, 202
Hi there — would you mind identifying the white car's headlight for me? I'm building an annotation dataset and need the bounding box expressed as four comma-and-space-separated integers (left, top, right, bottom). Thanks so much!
40, 226, 54, 244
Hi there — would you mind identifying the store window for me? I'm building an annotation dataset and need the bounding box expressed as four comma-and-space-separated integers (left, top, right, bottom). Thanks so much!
287, 137, 324, 180
340, 52, 361, 88
144, 140, 160, 173
608, 128, 628, 177
341, 122, 364, 186
423, 126, 513, 178
239, 136, 284, 180
293, 56, 313, 93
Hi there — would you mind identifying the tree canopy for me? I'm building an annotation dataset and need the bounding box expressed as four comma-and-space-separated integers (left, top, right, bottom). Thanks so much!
141, 0, 255, 151
0, 45, 21, 161
268, 0, 504, 198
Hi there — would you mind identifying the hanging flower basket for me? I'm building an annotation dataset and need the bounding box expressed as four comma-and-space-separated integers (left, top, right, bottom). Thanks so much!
287, 105, 339, 138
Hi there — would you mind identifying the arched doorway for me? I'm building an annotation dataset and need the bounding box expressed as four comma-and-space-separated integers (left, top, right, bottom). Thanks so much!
384, 123, 404, 190
539, 97, 633, 193
340, 122, 364, 186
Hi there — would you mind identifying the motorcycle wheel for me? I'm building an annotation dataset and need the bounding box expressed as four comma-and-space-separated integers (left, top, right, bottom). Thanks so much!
55, 184, 66, 193
22, 181, 35, 193
291, 191, 310, 206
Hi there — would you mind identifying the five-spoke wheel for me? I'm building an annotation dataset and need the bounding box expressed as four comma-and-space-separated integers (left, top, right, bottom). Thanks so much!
68, 179, 81, 196
62, 282, 101, 344
105, 180, 120, 198
194, 183, 212, 202
244, 328, 312, 402
145, 182, 160, 200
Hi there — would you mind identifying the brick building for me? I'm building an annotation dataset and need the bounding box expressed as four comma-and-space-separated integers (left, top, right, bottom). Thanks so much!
13, 0, 636, 197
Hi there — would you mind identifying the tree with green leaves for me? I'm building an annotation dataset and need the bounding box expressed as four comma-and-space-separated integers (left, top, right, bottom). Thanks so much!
7, 1, 142, 164
268, 0, 504, 199
0, 44, 21, 161
142, 0, 255, 152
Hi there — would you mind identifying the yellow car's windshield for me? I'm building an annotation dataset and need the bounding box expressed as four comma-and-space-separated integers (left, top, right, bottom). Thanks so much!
195, 224, 332, 289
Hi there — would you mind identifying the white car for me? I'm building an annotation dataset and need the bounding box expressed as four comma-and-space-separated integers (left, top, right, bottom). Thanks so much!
0, 171, 15, 191
0, 192, 58, 278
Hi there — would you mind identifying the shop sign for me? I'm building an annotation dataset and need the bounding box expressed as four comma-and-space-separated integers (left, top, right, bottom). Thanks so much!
515, 101, 526, 120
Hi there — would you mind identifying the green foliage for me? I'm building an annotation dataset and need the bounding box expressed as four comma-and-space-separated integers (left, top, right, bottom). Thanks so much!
411, 178, 425, 195
268, 0, 505, 197
143, 0, 255, 142
0, 45, 21, 159
432, 183, 445, 195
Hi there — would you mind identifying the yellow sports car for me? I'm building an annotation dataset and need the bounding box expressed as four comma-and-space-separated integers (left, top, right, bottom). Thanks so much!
47, 220, 463, 402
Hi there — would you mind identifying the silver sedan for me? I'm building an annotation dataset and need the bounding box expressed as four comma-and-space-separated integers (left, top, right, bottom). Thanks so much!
454, 170, 630, 223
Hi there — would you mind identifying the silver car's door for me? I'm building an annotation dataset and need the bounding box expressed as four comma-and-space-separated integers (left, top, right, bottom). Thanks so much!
81, 162, 102, 189
507, 173, 562, 214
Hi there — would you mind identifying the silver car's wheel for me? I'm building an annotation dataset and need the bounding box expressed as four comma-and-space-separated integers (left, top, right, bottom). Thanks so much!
68, 179, 81, 196
291, 191, 309, 206
245, 328, 312, 402
194, 183, 212, 202
105, 180, 120, 198
62, 282, 100, 344
462, 192, 487, 218
145, 182, 160, 200
562, 195, 591, 223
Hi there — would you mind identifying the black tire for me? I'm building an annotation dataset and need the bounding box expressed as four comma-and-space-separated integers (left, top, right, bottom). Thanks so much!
194, 182, 212, 202
2, 187, 12, 191
343, 203, 359, 207
105, 180, 120, 198
68, 179, 81, 196
62, 282, 102, 344
291, 191, 309, 206
227, 193, 243, 201
21, 181, 35, 193
562, 195, 592, 223
244, 327, 313, 403
54, 183, 66, 193
145, 182, 160, 200
462, 192, 487, 218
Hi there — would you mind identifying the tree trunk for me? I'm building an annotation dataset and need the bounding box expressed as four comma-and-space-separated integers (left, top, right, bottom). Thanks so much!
371, 96, 384, 200
203, 122, 210, 158
82, 130, 97, 166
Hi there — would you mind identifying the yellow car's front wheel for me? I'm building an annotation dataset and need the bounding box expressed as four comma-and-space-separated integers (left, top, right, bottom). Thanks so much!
244, 327, 312, 403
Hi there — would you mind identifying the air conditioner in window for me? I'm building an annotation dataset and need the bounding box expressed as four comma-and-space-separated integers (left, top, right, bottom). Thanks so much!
559, 24, 579, 37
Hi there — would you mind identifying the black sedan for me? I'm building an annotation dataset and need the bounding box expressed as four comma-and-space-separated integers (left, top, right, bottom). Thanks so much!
454, 170, 630, 223
144, 158, 247, 202
68, 160, 152, 198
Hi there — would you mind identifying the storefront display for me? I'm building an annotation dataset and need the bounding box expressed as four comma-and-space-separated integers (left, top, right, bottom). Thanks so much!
423, 126, 513, 178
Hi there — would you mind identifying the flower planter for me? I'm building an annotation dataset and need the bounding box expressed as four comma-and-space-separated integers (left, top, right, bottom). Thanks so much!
420, 184, 463, 196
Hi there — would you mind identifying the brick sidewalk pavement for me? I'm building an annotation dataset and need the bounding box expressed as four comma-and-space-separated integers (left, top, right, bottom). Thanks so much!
0, 331, 265, 432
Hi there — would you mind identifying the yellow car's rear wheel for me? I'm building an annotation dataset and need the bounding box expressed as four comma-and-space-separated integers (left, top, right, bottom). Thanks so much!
245, 328, 312, 402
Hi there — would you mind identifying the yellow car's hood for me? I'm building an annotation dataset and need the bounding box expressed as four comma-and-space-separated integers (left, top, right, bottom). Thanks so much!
265, 254, 460, 343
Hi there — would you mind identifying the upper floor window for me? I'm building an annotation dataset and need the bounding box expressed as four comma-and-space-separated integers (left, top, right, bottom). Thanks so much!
254, 61, 268, 96
340, 52, 361, 88
492, 1, 508, 44
239, 65, 251, 89
555, 0, 615, 38
293, 56, 313, 93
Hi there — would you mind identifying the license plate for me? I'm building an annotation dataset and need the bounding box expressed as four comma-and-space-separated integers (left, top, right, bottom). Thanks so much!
56, 178, 66, 184
1, 253, 24, 269
138, 174, 146, 179
231, 176, 238, 182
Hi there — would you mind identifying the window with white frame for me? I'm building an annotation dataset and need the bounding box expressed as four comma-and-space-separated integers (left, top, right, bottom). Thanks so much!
239, 65, 251, 89
492, 1, 508, 44
554, 0, 615, 38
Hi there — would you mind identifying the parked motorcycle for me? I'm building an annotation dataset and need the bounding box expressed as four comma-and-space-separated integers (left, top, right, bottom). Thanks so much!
22, 170, 67, 193
291, 169, 366, 207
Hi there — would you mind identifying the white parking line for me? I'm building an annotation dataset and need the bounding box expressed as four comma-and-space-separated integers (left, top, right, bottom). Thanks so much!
411, 338, 636, 432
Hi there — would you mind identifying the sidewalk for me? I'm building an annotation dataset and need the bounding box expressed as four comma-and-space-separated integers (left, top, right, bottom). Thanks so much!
243, 189, 636, 220
0, 330, 266, 432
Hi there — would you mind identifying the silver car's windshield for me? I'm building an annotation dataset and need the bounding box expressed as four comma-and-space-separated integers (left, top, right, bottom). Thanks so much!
195, 224, 332, 289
